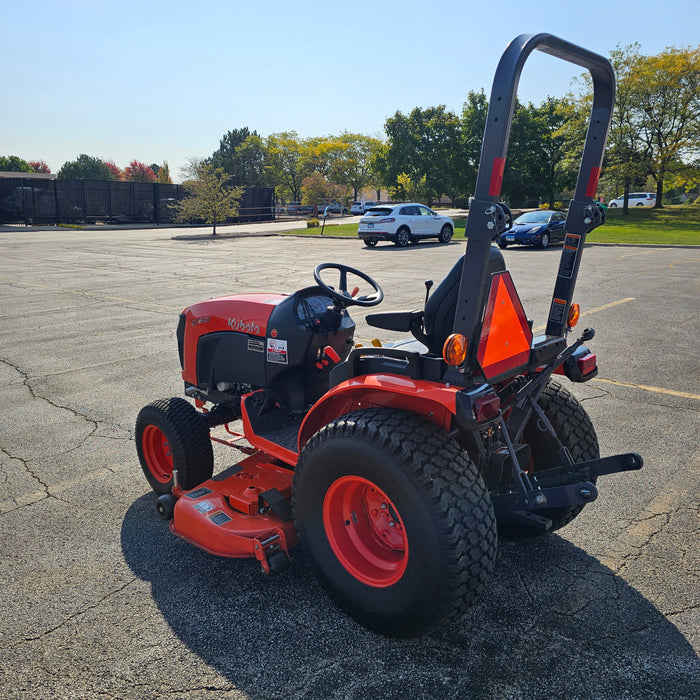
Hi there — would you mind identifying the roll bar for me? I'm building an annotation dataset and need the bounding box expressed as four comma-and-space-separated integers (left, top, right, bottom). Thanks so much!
453, 34, 616, 371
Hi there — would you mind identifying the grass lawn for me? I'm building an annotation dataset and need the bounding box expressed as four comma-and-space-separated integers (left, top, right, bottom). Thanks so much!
589, 205, 700, 245
281, 207, 699, 245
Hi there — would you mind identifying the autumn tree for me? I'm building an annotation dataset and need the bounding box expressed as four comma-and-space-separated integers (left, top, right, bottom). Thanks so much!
156, 161, 173, 184
123, 160, 156, 182
28, 160, 51, 174
177, 159, 243, 235
105, 160, 123, 180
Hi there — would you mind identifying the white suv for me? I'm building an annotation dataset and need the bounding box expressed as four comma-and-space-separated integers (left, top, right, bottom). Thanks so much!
608, 192, 656, 207
358, 203, 454, 247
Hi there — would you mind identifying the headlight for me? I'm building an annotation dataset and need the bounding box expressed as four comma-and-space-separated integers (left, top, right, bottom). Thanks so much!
530, 225, 541, 233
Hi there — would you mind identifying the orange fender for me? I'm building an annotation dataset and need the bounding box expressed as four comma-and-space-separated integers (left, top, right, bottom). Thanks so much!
298, 374, 460, 451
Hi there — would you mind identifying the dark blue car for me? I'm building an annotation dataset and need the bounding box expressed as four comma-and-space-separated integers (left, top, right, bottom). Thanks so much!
497, 210, 567, 249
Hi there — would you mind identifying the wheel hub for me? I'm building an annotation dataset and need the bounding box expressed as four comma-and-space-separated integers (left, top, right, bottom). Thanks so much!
322, 475, 408, 587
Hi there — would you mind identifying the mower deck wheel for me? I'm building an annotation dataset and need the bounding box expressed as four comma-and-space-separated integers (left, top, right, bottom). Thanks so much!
135, 397, 214, 495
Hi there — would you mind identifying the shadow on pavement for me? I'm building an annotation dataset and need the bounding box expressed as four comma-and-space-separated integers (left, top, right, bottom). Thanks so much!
122, 494, 699, 699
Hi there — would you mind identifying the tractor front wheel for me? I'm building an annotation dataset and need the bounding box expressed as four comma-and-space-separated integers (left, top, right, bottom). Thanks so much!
293, 408, 496, 637
135, 397, 214, 494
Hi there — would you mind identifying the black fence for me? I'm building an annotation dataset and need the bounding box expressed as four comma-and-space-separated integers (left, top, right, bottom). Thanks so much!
0, 178, 275, 226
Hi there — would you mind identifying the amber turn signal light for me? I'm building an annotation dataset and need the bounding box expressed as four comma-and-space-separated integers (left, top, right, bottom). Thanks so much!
568, 303, 581, 328
443, 333, 468, 366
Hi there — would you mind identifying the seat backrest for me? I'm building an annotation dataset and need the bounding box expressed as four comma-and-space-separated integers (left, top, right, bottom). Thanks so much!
423, 246, 506, 353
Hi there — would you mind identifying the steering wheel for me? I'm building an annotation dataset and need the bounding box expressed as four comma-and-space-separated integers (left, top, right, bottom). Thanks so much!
313, 263, 384, 308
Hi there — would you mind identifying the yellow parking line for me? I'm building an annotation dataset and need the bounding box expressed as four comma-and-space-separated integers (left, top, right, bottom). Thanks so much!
592, 377, 700, 401
619, 249, 661, 258
533, 297, 635, 334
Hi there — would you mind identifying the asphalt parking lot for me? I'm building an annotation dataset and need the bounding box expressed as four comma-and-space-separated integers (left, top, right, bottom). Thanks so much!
0, 224, 698, 699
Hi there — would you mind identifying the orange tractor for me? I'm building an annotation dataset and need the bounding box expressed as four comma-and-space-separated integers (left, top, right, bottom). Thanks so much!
136, 33, 641, 637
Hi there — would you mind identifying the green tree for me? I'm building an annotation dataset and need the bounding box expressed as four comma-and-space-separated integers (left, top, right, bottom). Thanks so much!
0, 155, 33, 172
211, 127, 265, 186
263, 131, 310, 203
458, 90, 489, 200
58, 154, 115, 180
177, 159, 243, 235
632, 46, 700, 207
380, 106, 461, 204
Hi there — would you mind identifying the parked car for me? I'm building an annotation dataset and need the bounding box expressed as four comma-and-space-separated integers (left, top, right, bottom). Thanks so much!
608, 192, 656, 208
497, 210, 567, 249
287, 202, 315, 215
358, 203, 454, 247
351, 201, 377, 215
318, 201, 348, 215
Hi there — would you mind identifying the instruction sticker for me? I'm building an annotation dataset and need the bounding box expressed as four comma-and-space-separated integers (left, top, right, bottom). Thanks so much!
193, 500, 215, 514
559, 234, 581, 279
247, 338, 264, 353
267, 338, 288, 364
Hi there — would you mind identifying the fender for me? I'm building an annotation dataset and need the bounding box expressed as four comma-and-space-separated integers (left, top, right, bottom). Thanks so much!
298, 374, 460, 451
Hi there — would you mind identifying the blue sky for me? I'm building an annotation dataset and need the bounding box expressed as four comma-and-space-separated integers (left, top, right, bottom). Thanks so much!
3, 0, 699, 181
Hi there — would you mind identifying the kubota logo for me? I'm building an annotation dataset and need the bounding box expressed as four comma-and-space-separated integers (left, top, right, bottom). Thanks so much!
228, 318, 260, 335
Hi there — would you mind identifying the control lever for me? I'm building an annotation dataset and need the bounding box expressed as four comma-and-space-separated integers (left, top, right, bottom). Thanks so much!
424, 280, 433, 305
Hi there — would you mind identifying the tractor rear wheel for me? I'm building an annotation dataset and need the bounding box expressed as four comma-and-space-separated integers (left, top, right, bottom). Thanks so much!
135, 397, 213, 495
293, 407, 496, 637
498, 380, 600, 538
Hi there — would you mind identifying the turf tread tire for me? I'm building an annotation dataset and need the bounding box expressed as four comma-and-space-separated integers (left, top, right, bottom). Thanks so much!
136, 397, 214, 494
293, 407, 497, 637
499, 380, 600, 538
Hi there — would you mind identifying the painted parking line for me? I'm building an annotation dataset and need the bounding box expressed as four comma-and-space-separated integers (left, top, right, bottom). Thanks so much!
533, 297, 635, 334
591, 377, 700, 402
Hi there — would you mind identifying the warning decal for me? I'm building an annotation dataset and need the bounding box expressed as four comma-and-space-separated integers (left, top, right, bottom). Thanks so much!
267, 338, 288, 364
248, 338, 264, 353
559, 233, 581, 279
548, 298, 567, 325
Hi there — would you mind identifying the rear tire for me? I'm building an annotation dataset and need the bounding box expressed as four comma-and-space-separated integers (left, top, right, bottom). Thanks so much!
293, 408, 497, 637
438, 224, 453, 244
498, 381, 599, 539
135, 397, 214, 495
394, 227, 410, 247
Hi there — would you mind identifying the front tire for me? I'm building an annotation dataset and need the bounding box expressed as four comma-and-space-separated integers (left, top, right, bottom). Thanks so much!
538, 233, 550, 249
293, 408, 496, 637
438, 224, 453, 244
498, 381, 599, 538
394, 227, 410, 247
135, 397, 214, 495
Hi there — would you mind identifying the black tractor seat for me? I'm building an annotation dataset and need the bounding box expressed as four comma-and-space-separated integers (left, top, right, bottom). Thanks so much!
366, 246, 506, 353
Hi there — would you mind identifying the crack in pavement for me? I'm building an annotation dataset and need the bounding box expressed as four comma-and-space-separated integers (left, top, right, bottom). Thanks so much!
2, 577, 139, 651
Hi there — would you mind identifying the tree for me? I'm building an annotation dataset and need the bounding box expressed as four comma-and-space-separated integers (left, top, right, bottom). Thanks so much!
458, 90, 489, 201
0, 155, 33, 172
211, 127, 265, 186
631, 46, 700, 207
28, 160, 51, 174
123, 160, 156, 182
379, 106, 461, 204
263, 132, 310, 202
176, 159, 243, 235
105, 160, 123, 180
58, 154, 115, 180
156, 161, 172, 184
336, 132, 383, 201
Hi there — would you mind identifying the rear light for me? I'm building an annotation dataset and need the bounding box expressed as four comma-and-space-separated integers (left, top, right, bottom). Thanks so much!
474, 393, 501, 422
577, 352, 597, 376
568, 303, 580, 328
378, 217, 395, 223
443, 333, 468, 366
